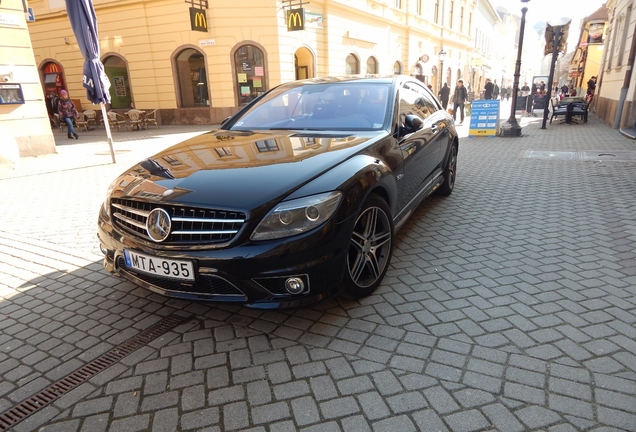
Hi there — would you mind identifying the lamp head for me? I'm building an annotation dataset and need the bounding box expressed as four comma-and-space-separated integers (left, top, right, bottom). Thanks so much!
438, 50, 447, 61
521, 0, 530, 3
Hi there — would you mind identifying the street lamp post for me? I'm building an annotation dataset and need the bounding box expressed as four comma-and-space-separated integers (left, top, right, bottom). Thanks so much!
501, 0, 530, 137
438, 49, 447, 93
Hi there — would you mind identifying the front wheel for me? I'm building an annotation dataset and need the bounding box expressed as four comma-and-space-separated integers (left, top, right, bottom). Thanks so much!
343, 195, 393, 298
435, 141, 458, 196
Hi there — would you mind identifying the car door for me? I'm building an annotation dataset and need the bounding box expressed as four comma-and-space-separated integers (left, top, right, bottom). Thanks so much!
395, 82, 441, 209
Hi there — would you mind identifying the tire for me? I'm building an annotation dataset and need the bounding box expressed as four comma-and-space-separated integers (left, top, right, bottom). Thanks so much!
435, 141, 457, 196
343, 194, 393, 298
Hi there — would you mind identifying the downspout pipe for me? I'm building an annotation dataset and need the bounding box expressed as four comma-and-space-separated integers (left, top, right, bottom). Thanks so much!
613, 17, 636, 129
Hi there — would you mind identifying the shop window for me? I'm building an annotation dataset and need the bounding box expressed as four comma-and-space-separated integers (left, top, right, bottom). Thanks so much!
366, 57, 378, 74
346, 54, 359, 75
234, 45, 267, 105
104, 55, 133, 109
175, 48, 210, 107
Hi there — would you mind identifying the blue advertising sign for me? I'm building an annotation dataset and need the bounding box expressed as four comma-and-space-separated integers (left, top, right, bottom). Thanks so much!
469, 100, 500, 137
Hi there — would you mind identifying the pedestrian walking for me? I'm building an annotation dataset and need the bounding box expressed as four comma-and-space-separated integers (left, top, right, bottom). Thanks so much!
438, 82, 450, 110
484, 78, 494, 99
451, 79, 468, 124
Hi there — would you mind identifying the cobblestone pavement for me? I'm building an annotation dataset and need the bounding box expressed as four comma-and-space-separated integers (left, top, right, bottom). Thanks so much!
0, 111, 635, 432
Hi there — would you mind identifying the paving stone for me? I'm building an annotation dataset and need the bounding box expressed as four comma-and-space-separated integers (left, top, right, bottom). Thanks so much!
443, 409, 490, 432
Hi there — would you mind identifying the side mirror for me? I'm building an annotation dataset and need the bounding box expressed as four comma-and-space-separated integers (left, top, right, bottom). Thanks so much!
401, 114, 424, 136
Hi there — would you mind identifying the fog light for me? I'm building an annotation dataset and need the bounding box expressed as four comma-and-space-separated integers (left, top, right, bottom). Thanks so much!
285, 277, 305, 294
100, 244, 108, 255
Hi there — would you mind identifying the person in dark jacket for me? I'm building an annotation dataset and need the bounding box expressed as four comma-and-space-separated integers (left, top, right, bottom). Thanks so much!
438, 82, 450, 110
57, 89, 80, 139
484, 78, 494, 99
451, 79, 468, 124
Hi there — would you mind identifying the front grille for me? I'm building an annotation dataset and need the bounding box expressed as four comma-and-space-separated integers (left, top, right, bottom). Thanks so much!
116, 257, 245, 297
111, 198, 246, 245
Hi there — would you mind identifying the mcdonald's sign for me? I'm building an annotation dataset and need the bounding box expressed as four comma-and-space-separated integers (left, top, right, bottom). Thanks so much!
44, 63, 61, 74
190, 7, 208, 33
286, 8, 304, 32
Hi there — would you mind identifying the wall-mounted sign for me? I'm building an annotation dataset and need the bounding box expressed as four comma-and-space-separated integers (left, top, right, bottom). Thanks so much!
287, 8, 304, 31
305, 12, 323, 29
0, 83, 25, 104
0, 13, 21, 26
199, 38, 216, 46
190, 7, 208, 33
588, 22, 604, 44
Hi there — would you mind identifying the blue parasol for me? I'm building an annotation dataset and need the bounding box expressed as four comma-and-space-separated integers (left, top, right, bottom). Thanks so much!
65, 0, 116, 162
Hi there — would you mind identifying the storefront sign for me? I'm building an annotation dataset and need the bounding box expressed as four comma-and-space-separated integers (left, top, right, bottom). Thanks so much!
469, 100, 500, 137
190, 7, 208, 33
199, 38, 216, 46
287, 8, 304, 31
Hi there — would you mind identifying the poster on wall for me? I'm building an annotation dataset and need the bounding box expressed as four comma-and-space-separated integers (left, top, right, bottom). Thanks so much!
252, 77, 262, 88
237, 73, 247, 83
114, 76, 126, 96
241, 86, 251, 96
254, 67, 264, 77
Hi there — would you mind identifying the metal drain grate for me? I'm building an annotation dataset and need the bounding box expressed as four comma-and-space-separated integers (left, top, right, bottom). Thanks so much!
0, 313, 192, 431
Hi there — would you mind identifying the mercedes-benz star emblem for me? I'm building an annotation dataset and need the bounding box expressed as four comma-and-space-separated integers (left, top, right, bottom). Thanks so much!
146, 208, 171, 242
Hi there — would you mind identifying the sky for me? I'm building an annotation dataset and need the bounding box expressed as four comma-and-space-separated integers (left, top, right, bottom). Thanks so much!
491, 0, 607, 51
491, 0, 606, 22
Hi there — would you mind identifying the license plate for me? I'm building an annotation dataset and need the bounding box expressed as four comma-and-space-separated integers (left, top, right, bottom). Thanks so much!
124, 250, 195, 281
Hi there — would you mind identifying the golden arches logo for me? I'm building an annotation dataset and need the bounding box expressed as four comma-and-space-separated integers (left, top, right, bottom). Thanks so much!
287, 8, 304, 31
46, 63, 60, 73
190, 7, 208, 32
194, 12, 206, 29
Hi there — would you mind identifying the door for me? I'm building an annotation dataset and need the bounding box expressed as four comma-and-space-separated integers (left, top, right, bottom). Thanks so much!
396, 81, 447, 209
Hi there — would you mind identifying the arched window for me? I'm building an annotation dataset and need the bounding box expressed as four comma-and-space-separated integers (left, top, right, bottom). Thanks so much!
346, 54, 359, 74
174, 48, 209, 107
393, 61, 402, 75
103, 55, 132, 109
446, 67, 452, 86
366, 56, 378, 74
233, 44, 267, 105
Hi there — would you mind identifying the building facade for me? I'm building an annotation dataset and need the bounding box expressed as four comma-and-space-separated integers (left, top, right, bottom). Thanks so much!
595, 0, 635, 129
0, 0, 55, 158
26, 0, 480, 126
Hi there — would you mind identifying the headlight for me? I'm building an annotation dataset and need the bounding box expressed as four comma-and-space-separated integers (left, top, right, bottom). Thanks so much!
251, 191, 342, 241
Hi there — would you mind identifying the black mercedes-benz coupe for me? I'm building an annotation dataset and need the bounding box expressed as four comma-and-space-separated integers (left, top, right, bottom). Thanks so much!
97, 76, 459, 308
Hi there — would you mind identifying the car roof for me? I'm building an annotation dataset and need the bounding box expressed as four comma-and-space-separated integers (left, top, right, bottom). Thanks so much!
283, 75, 408, 87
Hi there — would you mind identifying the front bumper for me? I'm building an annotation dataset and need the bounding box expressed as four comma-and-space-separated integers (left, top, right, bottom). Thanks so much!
97, 208, 353, 308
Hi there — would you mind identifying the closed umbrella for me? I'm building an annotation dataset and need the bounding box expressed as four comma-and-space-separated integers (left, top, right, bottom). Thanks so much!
65, 0, 116, 163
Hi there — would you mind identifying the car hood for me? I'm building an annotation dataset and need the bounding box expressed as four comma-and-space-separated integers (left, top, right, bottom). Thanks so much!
110, 129, 385, 211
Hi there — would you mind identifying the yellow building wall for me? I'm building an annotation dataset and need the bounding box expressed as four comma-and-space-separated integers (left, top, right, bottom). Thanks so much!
0, 0, 55, 158
27, 0, 476, 124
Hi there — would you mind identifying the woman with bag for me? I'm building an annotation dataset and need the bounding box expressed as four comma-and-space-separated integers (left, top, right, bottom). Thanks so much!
57, 89, 80, 139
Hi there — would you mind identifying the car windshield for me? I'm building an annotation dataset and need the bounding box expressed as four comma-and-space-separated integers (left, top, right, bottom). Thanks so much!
228, 82, 391, 131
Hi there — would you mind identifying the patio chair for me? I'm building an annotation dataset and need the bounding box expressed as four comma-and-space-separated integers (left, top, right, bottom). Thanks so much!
549, 98, 569, 124
106, 111, 128, 131
144, 109, 159, 128
83, 110, 97, 129
75, 113, 91, 132
126, 109, 145, 130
